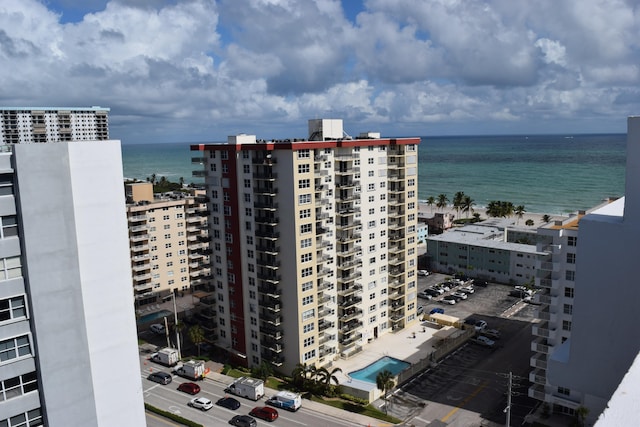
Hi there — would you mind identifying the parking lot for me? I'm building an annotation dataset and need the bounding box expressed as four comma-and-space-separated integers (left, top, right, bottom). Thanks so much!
379, 273, 539, 426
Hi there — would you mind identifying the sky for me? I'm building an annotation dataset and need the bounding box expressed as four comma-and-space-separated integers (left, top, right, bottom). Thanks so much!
1, 0, 639, 143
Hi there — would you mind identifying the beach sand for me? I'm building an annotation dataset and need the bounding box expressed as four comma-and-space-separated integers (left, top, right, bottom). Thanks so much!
418, 201, 571, 227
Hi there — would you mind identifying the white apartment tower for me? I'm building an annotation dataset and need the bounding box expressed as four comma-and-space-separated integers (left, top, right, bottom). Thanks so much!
0, 107, 145, 426
191, 119, 421, 373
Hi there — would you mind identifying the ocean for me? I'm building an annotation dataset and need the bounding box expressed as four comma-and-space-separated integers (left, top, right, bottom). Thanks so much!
121, 134, 626, 215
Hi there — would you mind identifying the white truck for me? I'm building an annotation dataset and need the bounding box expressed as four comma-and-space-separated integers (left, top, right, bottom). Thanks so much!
267, 391, 302, 412
174, 360, 205, 381
150, 347, 179, 367
225, 377, 265, 401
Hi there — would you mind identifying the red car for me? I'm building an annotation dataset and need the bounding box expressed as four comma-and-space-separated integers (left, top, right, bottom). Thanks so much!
178, 382, 201, 395
249, 406, 278, 422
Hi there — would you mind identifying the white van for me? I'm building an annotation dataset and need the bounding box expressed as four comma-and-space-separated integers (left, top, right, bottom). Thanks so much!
266, 391, 302, 412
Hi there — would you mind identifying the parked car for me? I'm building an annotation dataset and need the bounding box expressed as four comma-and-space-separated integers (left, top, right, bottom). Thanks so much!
464, 317, 478, 326
429, 286, 445, 295
439, 283, 451, 292
484, 329, 501, 339
475, 320, 488, 331
150, 323, 165, 334
472, 335, 495, 348
417, 291, 432, 300
178, 382, 201, 395
417, 306, 425, 315
430, 307, 445, 315
452, 291, 468, 300
249, 406, 279, 422
425, 288, 441, 297
418, 270, 430, 276
147, 371, 172, 385
474, 279, 488, 287
441, 296, 456, 305
229, 415, 257, 427
216, 396, 241, 410
460, 286, 475, 294
188, 397, 213, 411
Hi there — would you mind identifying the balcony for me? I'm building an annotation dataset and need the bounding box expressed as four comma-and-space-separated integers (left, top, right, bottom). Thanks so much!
318, 320, 335, 331
191, 157, 205, 164
340, 333, 363, 348
133, 273, 152, 282
341, 296, 362, 309
260, 325, 283, 340
255, 216, 279, 225
255, 229, 280, 239
256, 244, 280, 254
528, 384, 547, 401
254, 186, 278, 195
531, 337, 551, 354
192, 170, 207, 178
530, 354, 548, 370
529, 368, 547, 385
258, 284, 281, 298
132, 263, 151, 273
128, 214, 148, 222
532, 321, 556, 340
340, 309, 363, 322
130, 233, 149, 243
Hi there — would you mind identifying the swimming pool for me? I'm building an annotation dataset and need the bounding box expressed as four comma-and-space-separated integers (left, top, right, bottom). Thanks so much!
349, 356, 410, 383
137, 309, 172, 324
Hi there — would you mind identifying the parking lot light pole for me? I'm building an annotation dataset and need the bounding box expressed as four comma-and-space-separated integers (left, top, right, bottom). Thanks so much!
173, 292, 181, 359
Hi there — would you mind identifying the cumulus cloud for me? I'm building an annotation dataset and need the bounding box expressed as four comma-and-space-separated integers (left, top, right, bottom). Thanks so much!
0, 0, 637, 142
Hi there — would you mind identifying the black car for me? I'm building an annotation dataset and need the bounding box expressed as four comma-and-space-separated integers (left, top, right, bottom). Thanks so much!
229, 415, 257, 427
147, 371, 172, 385
217, 396, 241, 410
474, 279, 488, 287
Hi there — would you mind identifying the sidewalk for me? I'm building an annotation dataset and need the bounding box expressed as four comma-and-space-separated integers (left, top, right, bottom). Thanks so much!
205, 371, 393, 427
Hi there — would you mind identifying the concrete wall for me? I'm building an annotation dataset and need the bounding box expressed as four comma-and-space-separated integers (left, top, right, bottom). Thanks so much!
14, 141, 145, 427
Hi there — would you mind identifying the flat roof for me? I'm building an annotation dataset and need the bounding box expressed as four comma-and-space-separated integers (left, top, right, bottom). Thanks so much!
0, 106, 110, 111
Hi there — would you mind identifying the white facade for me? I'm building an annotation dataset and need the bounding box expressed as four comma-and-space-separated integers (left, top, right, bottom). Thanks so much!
536, 117, 640, 424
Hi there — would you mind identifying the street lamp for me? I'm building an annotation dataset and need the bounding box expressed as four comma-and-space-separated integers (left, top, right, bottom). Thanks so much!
173, 292, 181, 359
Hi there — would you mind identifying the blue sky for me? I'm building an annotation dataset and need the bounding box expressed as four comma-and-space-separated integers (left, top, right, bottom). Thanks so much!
2, 0, 639, 143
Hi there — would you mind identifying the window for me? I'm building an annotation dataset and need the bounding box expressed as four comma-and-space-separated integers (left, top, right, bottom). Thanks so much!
0, 335, 31, 363
244, 179, 251, 188
298, 179, 310, 189
408, 178, 415, 186
0, 257, 21, 280
300, 223, 312, 234
368, 158, 374, 164
3, 408, 43, 427
565, 270, 575, 281
563, 304, 573, 315
299, 209, 311, 219
0, 296, 26, 323
301, 267, 313, 277
301, 280, 313, 292
562, 320, 572, 331
243, 165, 250, 173
557, 386, 570, 396
298, 194, 311, 205
300, 238, 312, 248
298, 149, 310, 159
0, 174, 14, 196
368, 183, 375, 191
568, 236, 577, 247
244, 193, 251, 202
368, 171, 374, 177
302, 308, 315, 321
301, 253, 312, 263
303, 349, 316, 361
303, 337, 315, 347
245, 208, 252, 217
566, 253, 576, 264
303, 322, 314, 333
564, 287, 574, 298
0, 371, 38, 401
298, 164, 310, 173
0, 216, 18, 238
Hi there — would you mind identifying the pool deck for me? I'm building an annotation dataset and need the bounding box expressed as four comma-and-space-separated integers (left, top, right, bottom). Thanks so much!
332, 319, 439, 385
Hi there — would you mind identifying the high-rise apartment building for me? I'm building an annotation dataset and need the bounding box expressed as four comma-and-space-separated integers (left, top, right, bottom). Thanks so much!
191, 119, 420, 373
0, 108, 145, 426
0, 107, 109, 143
126, 182, 211, 306
529, 116, 640, 424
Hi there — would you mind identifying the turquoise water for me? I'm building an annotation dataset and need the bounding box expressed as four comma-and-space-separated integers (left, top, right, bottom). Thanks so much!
121, 133, 626, 215
349, 356, 410, 383
137, 309, 172, 325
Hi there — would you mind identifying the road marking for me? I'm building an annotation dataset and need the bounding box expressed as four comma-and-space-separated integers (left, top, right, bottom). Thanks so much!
441, 380, 489, 422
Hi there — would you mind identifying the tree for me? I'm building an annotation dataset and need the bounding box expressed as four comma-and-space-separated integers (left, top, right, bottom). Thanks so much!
188, 325, 205, 357
426, 196, 435, 213
436, 194, 449, 212
574, 406, 589, 427
376, 370, 395, 414
515, 205, 526, 224
150, 173, 156, 185
179, 176, 185, 187
461, 195, 475, 218
525, 219, 534, 226
251, 361, 273, 381
452, 191, 465, 217
292, 363, 312, 389
317, 366, 342, 385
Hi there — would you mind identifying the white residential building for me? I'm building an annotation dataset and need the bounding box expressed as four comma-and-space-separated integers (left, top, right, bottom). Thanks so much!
0, 107, 145, 426
190, 119, 420, 373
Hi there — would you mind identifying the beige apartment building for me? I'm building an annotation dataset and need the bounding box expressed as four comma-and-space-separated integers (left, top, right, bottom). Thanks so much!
190, 119, 421, 373
126, 182, 211, 307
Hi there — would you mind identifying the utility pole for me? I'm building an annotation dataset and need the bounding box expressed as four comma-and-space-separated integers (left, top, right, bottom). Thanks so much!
164, 316, 170, 348
173, 292, 182, 359
506, 371, 512, 427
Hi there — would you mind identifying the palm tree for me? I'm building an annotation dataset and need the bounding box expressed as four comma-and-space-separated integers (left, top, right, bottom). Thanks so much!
376, 370, 395, 414
461, 195, 475, 218
317, 366, 342, 385
436, 194, 449, 212
426, 196, 435, 214
452, 191, 465, 217
188, 325, 206, 357
525, 219, 534, 226
179, 176, 185, 187
515, 205, 526, 224
150, 173, 156, 185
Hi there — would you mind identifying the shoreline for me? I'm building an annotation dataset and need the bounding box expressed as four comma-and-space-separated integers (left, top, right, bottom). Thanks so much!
418, 201, 571, 227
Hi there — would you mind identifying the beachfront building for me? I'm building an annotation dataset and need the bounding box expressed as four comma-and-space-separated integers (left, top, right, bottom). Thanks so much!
0, 107, 145, 426
0, 107, 109, 143
126, 182, 211, 308
426, 223, 541, 285
190, 119, 420, 373
529, 117, 640, 425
